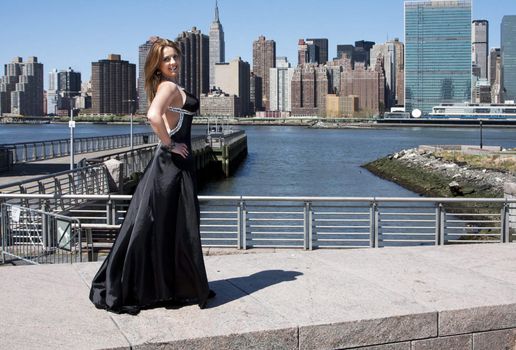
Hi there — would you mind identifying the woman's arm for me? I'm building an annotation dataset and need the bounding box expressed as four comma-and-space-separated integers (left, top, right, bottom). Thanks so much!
146, 82, 189, 158
146, 82, 177, 147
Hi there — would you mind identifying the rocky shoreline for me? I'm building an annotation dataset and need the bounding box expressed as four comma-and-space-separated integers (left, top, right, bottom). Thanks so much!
363, 146, 516, 198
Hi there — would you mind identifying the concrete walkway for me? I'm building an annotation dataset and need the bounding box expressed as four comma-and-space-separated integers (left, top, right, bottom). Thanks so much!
1, 244, 516, 349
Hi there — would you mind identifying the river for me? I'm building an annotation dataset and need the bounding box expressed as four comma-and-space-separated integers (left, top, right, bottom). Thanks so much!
1, 123, 515, 197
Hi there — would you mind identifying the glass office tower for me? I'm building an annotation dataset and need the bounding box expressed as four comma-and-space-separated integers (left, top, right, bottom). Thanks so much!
405, 0, 472, 115
501, 16, 516, 102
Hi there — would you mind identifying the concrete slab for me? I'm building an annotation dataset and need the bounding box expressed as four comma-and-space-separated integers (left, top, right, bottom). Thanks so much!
1, 244, 516, 349
0, 264, 130, 350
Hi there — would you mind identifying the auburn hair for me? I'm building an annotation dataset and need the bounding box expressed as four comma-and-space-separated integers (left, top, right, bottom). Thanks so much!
144, 37, 182, 105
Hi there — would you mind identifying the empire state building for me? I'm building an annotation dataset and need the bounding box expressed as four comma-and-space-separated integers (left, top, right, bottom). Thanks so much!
209, 0, 225, 89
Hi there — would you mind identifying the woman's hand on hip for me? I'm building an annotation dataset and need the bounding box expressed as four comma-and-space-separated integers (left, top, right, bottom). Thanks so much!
164, 142, 189, 158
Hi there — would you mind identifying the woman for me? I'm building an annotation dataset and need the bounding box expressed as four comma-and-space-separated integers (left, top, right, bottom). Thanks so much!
89, 38, 213, 315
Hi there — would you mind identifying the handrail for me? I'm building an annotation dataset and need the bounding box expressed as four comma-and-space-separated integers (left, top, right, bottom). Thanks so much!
0, 164, 104, 190
0, 193, 513, 203
0, 132, 156, 147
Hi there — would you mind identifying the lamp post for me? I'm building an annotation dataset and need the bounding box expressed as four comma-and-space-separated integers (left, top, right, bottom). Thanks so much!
123, 99, 136, 150
61, 90, 81, 170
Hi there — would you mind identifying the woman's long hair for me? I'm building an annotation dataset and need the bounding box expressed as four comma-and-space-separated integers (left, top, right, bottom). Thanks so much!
144, 38, 182, 105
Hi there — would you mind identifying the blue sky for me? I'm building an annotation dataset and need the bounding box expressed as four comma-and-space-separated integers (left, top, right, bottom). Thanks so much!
0, 0, 514, 88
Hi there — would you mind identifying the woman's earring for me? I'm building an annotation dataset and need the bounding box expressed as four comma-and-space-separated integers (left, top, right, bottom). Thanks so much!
156, 71, 161, 76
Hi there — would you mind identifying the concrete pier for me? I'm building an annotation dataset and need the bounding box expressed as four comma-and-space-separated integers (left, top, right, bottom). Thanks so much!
1, 244, 515, 349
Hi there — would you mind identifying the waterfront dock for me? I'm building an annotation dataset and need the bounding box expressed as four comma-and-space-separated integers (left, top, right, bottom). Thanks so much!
1, 244, 515, 349
0, 130, 248, 191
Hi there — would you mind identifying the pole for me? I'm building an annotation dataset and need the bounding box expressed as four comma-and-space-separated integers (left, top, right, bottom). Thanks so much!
130, 111, 133, 150
480, 120, 483, 149
69, 107, 75, 170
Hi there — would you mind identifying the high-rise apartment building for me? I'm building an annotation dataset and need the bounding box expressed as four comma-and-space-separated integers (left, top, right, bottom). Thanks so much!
249, 72, 261, 114
370, 38, 405, 108
47, 69, 58, 115
472, 20, 489, 80
298, 39, 309, 66
335, 45, 355, 61
91, 54, 136, 114
501, 15, 516, 102
177, 27, 210, 98
306, 38, 329, 64
57, 68, 81, 113
489, 48, 501, 86
209, 0, 225, 89
489, 48, 502, 103
354, 40, 375, 66
252, 35, 276, 111
214, 57, 250, 116
291, 64, 329, 116
340, 58, 385, 116
270, 57, 295, 112
137, 38, 155, 114
405, 0, 472, 115
0, 56, 44, 116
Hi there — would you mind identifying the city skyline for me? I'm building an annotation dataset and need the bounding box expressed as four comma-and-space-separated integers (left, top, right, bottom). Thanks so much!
1, 0, 513, 89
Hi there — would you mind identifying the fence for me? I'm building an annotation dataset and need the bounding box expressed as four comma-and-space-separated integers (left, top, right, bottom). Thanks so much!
1, 203, 82, 264
0, 195, 513, 262
1, 132, 158, 164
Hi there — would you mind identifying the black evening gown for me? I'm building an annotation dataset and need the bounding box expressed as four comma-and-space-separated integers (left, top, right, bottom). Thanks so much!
89, 90, 210, 314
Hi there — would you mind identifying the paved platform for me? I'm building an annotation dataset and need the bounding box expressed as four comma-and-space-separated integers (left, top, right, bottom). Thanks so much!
1, 244, 516, 349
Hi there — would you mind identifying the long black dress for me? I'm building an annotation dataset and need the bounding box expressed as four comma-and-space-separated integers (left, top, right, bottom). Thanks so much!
89, 90, 210, 314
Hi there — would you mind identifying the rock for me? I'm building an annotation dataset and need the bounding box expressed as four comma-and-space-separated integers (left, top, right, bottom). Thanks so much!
449, 181, 464, 196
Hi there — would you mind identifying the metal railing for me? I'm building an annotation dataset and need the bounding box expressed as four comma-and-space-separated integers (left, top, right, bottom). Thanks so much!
1, 203, 82, 264
1, 132, 158, 164
0, 195, 513, 260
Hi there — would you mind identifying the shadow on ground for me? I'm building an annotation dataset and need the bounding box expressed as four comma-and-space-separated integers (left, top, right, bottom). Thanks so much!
207, 270, 303, 308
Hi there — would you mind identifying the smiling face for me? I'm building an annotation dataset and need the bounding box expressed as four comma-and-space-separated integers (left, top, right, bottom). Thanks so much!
158, 46, 181, 81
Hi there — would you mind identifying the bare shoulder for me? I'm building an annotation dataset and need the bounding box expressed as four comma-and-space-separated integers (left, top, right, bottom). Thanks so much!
156, 80, 179, 94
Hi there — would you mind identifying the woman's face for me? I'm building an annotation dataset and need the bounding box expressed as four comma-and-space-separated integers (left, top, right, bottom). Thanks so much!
158, 46, 181, 81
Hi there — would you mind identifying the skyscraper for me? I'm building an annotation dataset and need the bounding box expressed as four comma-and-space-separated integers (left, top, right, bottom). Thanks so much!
47, 69, 58, 115
209, 0, 225, 89
472, 20, 489, 80
0, 56, 44, 116
214, 57, 250, 116
291, 64, 328, 116
177, 27, 210, 98
253, 35, 276, 111
370, 38, 405, 108
501, 15, 516, 102
489, 48, 502, 103
137, 37, 155, 114
306, 38, 329, 64
91, 54, 136, 114
489, 48, 501, 86
298, 39, 309, 66
270, 57, 295, 112
57, 68, 81, 113
354, 40, 375, 66
335, 45, 354, 61
405, 0, 472, 115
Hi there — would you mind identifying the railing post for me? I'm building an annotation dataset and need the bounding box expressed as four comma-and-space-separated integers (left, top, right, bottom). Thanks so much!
237, 200, 244, 249
242, 201, 247, 250
369, 201, 379, 248
436, 203, 446, 245
23, 144, 28, 162
303, 201, 312, 250
106, 199, 113, 225
501, 202, 509, 243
